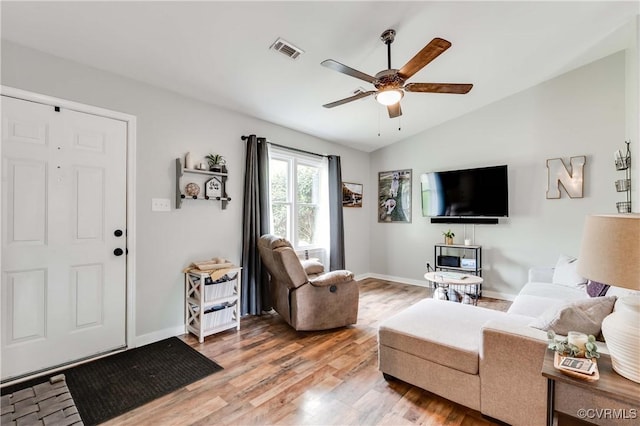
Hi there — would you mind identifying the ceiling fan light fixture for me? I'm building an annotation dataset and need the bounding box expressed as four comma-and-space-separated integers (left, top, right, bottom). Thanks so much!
376, 89, 403, 106
321, 30, 472, 118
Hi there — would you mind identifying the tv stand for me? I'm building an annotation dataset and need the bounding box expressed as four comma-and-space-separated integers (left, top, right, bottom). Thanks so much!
430, 217, 499, 225
434, 244, 482, 277
434, 243, 482, 298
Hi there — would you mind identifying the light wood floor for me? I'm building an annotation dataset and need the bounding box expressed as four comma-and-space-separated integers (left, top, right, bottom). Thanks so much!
105, 279, 511, 426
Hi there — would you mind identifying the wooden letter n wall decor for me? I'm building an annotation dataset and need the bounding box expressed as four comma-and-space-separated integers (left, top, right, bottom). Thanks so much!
546, 156, 586, 199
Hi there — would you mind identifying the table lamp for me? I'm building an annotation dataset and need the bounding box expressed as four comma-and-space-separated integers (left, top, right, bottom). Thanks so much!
577, 214, 640, 383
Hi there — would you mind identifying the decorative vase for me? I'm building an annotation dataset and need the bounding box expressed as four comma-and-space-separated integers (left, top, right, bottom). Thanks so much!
185, 152, 194, 169
445, 237, 453, 245
601, 296, 640, 383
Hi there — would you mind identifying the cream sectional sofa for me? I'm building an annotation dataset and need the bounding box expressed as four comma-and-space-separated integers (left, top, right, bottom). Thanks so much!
378, 266, 618, 426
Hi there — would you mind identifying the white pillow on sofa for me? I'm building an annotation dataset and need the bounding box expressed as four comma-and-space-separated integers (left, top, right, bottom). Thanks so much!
552, 254, 587, 288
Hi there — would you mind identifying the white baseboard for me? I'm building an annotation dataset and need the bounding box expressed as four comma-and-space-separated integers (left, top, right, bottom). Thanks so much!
134, 325, 186, 348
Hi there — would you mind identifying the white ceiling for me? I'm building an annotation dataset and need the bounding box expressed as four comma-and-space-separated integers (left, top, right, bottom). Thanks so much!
2, 1, 638, 152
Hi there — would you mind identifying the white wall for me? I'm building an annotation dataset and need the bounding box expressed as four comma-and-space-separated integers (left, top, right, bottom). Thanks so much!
1, 41, 371, 343
369, 52, 627, 298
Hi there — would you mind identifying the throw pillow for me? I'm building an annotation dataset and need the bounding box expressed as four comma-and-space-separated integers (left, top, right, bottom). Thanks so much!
529, 296, 617, 336
586, 280, 610, 297
552, 254, 587, 288
301, 259, 324, 275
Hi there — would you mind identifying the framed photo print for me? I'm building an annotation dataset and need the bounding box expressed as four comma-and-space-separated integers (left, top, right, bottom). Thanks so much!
378, 169, 411, 223
342, 182, 363, 208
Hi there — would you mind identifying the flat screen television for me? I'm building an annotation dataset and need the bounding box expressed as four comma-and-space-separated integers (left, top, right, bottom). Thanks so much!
421, 165, 509, 218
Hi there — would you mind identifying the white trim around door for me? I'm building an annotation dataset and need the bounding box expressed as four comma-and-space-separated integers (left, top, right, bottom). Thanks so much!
0, 85, 137, 378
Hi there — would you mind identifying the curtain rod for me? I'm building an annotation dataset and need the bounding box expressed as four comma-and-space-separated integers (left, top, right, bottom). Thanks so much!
241, 135, 326, 158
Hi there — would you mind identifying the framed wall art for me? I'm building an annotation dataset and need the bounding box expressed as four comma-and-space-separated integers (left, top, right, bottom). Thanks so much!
378, 169, 412, 223
342, 182, 363, 208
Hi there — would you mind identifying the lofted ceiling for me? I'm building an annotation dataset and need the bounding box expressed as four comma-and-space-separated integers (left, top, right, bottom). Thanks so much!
1, 1, 638, 152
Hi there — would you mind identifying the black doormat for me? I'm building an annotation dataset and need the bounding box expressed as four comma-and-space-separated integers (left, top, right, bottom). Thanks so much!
2, 337, 223, 425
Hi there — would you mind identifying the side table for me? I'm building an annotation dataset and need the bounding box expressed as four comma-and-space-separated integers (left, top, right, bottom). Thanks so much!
541, 350, 640, 425
424, 271, 483, 305
185, 267, 242, 343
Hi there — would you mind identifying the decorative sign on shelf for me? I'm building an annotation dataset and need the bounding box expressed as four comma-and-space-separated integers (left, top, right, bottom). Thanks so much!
205, 177, 222, 199
546, 156, 586, 199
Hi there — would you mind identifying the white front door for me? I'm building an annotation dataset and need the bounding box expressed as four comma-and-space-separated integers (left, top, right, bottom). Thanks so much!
1, 95, 128, 381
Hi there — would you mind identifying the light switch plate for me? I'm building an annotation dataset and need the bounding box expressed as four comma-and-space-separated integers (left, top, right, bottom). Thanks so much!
151, 198, 171, 212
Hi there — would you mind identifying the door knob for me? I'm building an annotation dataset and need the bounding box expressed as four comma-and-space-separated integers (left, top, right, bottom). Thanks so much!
114, 229, 123, 237
114, 248, 124, 256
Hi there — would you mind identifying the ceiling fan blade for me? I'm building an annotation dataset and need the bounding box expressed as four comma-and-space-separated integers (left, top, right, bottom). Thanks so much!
404, 82, 473, 94
321, 59, 377, 84
398, 38, 452, 80
387, 102, 402, 118
323, 91, 376, 108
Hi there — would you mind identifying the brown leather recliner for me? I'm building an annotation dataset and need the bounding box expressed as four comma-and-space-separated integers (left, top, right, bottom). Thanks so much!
258, 234, 359, 331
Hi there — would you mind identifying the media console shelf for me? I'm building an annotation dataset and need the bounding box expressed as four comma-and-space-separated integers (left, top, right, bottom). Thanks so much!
434, 244, 482, 277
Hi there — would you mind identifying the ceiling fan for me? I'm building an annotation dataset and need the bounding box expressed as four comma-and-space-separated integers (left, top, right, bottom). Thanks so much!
321, 29, 473, 118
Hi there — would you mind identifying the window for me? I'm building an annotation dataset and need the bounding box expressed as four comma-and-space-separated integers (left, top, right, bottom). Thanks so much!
268, 146, 329, 254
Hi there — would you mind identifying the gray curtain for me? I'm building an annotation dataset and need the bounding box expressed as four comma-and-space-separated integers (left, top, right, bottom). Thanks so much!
328, 155, 345, 270
241, 135, 271, 315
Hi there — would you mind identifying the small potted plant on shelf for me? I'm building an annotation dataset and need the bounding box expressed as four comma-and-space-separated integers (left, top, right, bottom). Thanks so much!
206, 154, 226, 172
443, 229, 455, 245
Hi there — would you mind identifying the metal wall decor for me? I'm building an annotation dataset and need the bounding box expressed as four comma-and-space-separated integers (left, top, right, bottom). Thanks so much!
546, 156, 586, 199
614, 141, 631, 213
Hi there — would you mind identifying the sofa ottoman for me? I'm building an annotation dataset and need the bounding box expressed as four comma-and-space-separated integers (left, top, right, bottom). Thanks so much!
378, 298, 532, 410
